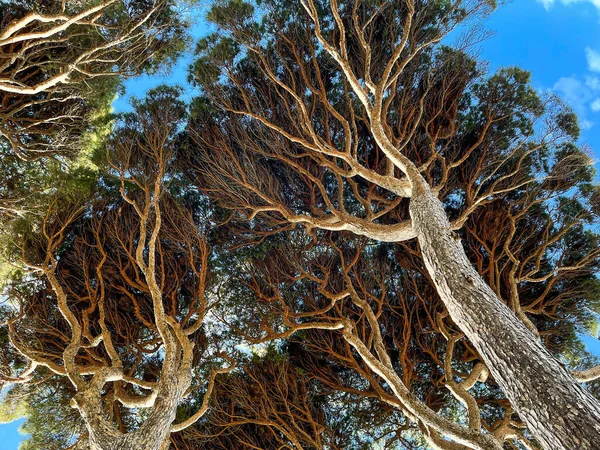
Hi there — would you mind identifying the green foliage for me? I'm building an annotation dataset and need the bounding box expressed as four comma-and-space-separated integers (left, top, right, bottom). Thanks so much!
18, 382, 84, 450
207, 0, 255, 29
0, 396, 27, 425
191, 35, 240, 85
1, 0, 599, 449
555, 110, 581, 140
184, 0, 600, 446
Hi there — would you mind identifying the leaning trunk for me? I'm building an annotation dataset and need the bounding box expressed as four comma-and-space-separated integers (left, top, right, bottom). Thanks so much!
408, 177, 600, 450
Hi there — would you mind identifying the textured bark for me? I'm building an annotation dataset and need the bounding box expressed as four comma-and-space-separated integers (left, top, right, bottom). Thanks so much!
408, 177, 600, 450
77, 380, 183, 450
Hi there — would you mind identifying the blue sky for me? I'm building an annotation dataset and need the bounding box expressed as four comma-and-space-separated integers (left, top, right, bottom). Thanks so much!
482, 0, 600, 151
0, 419, 27, 449
112, 0, 600, 162
3, 0, 600, 447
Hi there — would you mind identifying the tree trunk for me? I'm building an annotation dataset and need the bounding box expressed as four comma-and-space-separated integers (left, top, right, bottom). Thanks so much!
408, 178, 600, 450
79, 387, 180, 450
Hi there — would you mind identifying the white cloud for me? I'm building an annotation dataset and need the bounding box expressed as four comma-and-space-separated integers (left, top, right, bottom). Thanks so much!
586, 48, 600, 72
553, 76, 597, 128
586, 76, 600, 90
539, 2, 600, 130
539, 0, 600, 10
538, 0, 555, 9
553, 77, 592, 111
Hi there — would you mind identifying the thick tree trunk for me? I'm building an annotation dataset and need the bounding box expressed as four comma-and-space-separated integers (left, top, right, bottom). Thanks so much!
78, 386, 180, 450
408, 178, 600, 450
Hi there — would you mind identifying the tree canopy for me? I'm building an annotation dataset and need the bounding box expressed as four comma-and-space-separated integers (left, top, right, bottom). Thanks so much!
1, 1, 600, 450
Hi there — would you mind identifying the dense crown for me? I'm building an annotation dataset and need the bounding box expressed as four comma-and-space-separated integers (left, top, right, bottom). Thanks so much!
0, 1, 600, 450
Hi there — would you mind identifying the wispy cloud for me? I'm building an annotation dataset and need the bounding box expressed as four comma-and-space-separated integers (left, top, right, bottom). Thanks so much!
586, 75, 600, 90
587, 48, 600, 72
553, 74, 600, 129
554, 77, 592, 112
539, 0, 600, 10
